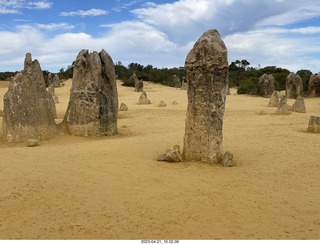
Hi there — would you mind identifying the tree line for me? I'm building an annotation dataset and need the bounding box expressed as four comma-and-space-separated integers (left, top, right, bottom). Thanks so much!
1, 59, 317, 96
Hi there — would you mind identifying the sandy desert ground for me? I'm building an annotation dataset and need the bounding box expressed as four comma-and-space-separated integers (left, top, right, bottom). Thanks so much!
0, 79, 320, 240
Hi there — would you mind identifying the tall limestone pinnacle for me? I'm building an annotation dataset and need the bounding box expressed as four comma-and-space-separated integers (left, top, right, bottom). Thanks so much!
182, 29, 229, 164
63, 49, 118, 137
3, 53, 58, 142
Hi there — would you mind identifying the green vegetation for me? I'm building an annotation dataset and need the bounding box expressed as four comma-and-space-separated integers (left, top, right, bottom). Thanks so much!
1, 59, 316, 97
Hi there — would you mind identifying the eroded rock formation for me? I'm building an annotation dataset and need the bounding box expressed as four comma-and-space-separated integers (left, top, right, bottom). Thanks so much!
259, 74, 275, 97
131, 73, 143, 92
157, 145, 183, 162
3, 53, 58, 142
63, 49, 118, 137
307, 74, 320, 97
53, 74, 61, 87
286, 73, 303, 98
292, 95, 306, 113
268, 91, 280, 107
307, 115, 320, 133
276, 95, 291, 115
119, 103, 128, 111
138, 91, 151, 104
182, 29, 229, 164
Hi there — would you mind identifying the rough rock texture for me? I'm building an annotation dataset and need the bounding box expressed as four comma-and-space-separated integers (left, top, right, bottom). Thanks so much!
159, 100, 167, 107
292, 95, 306, 113
119, 103, 128, 111
53, 74, 61, 87
276, 95, 291, 115
63, 49, 118, 137
307, 115, 320, 133
131, 73, 143, 92
138, 91, 151, 104
27, 139, 39, 147
173, 75, 181, 88
286, 73, 303, 98
0, 109, 3, 117
172, 100, 178, 105
268, 91, 280, 107
157, 145, 183, 162
259, 74, 275, 97
3, 53, 58, 142
182, 29, 229, 164
307, 74, 320, 97
53, 96, 59, 104
221, 151, 234, 167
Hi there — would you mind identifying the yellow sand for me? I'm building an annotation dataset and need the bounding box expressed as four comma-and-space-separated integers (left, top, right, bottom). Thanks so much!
0, 79, 320, 240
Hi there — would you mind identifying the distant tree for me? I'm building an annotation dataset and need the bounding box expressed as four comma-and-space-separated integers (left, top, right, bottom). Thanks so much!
297, 69, 312, 92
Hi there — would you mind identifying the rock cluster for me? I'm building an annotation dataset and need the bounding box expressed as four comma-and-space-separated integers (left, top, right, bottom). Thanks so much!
286, 73, 303, 98
292, 95, 306, 113
276, 95, 291, 115
307, 74, 320, 97
307, 115, 320, 133
138, 91, 151, 104
182, 29, 229, 164
268, 91, 280, 107
63, 49, 118, 137
2, 53, 58, 142
157, 145, 183, 162
259, 74, 275, 97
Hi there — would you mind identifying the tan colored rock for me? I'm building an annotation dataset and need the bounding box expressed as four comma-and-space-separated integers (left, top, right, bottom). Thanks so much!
268, 91, 280, 107
0, 109, 3, 117
53, 74, 61, 87
2, 53, 58, 142
119, 103, 128, 111
307, 115, 320, 133
172, 100, 178, 105
292, 95, 306, 113
172, 75, 181, 88
307, 74, 320, 97
131, 73, 143, 92
221, 151, 234, 167
159, 100, 167, 107
63, 49, 118, 137
157, 145, 183, 162
181, 80, 188, 90
27, 139, 39, 147
182, 29, 229, 164
286, 73, 303, 98
53, 96, 59, 104
276, 95, 291, 115
259, 74, 275, 97
138, 91, 151, 104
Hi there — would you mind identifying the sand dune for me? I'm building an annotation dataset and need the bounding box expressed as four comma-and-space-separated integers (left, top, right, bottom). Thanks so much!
0, 80, 320, 240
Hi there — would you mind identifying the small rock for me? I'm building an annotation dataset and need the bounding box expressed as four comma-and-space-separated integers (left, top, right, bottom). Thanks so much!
172, 101, 178, 105
276, 95, 291, 115
0, 109, 3, 117
27, 139, 39, 147
268, 91, 279, 107
119, 103, 128, 111
221, 151, 234, 167
307, 115, 320, 133
157, 145, 182, 162
259, 110, 267, 115
138, 91, 151, 104
159, 100, 167, 107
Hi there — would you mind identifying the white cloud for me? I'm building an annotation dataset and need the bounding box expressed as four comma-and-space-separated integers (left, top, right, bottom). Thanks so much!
0, 0, 52, 14
36, 22, 74, 30
60, 8, 108, 17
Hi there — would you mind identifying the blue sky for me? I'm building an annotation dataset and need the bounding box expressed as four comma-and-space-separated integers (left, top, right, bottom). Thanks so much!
0, 0, 320, 73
